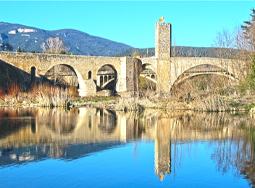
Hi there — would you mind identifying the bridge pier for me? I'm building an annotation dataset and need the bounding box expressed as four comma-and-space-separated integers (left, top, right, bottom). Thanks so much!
78, 79, 97, 97
156, 59, 172, 94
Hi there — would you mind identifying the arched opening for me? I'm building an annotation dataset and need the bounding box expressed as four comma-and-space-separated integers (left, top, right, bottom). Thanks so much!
97, 64, 117, 92
100, 76, 103, 87
43, 64, 79, 88
31, 66, 36, 83
139, 63, 157, 91
88, 71, 92, 79
171, 64, 237, 101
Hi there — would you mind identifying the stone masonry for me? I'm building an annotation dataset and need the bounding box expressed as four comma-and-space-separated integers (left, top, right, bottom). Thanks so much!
0, 22, 246, 96
0, 52, 141, 96
155, 22, 171, 59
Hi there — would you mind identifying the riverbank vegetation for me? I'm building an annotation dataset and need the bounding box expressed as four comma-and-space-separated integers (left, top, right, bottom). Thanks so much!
0, 82, 77, 107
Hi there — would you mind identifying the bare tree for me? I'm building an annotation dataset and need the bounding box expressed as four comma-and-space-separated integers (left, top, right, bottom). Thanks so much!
41, 37, 70, 54
212, 28, 234, 59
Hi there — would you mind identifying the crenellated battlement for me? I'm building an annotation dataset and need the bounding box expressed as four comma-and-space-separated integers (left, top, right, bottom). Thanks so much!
155, 22, 171, 27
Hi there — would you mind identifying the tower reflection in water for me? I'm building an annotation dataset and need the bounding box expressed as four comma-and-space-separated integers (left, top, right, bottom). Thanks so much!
0, 107, 255, 184
154, 118, 171, 180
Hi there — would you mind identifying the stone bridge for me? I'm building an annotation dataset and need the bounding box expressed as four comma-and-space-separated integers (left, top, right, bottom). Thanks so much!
0, 22, 246, 96
139, 56, 244, 93
0, 52, 141, 96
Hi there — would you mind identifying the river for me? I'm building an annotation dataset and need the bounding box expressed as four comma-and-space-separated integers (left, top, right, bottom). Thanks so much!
0, 107, 254, 187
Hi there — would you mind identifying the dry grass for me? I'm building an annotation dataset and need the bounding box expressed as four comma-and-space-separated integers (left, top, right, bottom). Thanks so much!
194, 95, 229, 112
115, 97, 144, 111
67, 86, 78, 96
34, 84, 71, 107
0, 81, 77, 107
115, 95, 171, 111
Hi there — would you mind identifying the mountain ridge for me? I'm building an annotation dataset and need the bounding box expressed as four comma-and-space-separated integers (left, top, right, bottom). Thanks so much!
0, 21, 132, 56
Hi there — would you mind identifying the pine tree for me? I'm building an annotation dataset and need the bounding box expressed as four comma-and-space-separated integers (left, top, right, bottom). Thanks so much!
241, 8, 255, 33
17, 47, 21, 52
22, 48, 26, 52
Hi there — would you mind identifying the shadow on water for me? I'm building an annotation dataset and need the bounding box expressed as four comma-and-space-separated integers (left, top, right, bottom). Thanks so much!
0, 107, 255, 186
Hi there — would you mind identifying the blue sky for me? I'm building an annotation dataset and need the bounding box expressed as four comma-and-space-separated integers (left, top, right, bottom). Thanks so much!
0, 1, 254, 48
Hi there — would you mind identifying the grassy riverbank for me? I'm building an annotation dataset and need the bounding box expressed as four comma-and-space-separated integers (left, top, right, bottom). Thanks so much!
0, 82, 255, 113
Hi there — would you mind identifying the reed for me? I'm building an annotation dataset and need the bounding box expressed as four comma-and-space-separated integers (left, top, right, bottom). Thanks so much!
195, 95, 228, 112
35, 84, 71, 107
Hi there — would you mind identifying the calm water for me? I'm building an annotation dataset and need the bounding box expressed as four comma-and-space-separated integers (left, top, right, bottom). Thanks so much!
0, 107, 255, 187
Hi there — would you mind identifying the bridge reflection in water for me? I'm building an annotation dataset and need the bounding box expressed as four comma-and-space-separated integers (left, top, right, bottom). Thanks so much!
0, 107, 254, 183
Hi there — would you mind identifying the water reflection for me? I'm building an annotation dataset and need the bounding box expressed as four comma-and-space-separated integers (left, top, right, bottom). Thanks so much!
0, 107, 255, 186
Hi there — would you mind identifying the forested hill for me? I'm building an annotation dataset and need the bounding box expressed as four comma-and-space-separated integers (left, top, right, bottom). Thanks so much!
113, 46, 238, 58
0, 22, 132, 56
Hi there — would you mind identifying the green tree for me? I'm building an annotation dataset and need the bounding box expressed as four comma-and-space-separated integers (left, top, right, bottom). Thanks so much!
22, 48, 26, 52
17, 47, 21, 52
240, 8, 255, 52
241, 8, 255, 33
239, 57, 255, 93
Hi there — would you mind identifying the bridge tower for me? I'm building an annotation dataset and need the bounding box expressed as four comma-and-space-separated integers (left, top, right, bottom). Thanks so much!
155, 22, 171, 59
155, 22, 172, 94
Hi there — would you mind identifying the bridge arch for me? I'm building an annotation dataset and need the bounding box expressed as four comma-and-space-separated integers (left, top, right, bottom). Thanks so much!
43, 63, 85, 90
170, 64, 238, 91
140, 63, 157, 90
96, 64, 117, 92
142, 63, 156, 73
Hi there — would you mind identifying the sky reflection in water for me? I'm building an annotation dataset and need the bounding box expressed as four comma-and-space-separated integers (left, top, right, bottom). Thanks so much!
0, 107, 254, 187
